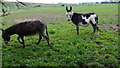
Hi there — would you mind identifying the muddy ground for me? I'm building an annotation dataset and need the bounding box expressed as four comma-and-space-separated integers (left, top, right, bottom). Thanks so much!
1, 12, 120, 32
100, 23, 119, 32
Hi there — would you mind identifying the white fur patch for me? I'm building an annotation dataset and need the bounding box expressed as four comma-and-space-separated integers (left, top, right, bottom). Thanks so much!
79, 14, 97, 26
78, 22, 89, 26
66, 12, 73, 20
89, 14, 97, 24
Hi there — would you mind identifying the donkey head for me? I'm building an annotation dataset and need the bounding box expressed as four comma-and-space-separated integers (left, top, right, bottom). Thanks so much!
0, 28, 10, 45
66, 6, 73, 21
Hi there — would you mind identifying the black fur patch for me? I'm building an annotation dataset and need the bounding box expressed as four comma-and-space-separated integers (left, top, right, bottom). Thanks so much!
82, 19, 87, 24
71, 13, 96, 26
82, 13, 95, 19
95, 17, 98, 23
71, 13, 82, 25
90, 20, 93, 24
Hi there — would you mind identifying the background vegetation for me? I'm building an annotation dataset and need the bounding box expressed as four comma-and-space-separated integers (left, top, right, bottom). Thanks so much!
0, 3, 119, 67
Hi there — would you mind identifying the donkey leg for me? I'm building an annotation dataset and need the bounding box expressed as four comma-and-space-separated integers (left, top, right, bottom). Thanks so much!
92, 25, 96, 34
93, 24, 100, 35
90, 21, 96, 34
36, 33, 42, 45
96, 25, 100, 35
20, 36, 25, 48
41, 33, 50, 45
17, 36, 23, 44
76, 25, 79, 34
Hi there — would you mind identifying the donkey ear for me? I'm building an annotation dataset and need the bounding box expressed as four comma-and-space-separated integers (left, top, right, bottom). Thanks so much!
0, 28, 4, 32
70, 6, 72, 11
66, 6, 68, 11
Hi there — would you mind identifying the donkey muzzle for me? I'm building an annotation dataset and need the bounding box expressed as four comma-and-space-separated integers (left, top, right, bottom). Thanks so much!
4, 41, 8, 45
68, 19, 70, 21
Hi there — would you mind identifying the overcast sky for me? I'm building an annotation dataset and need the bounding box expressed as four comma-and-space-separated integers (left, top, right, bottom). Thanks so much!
5, 0, 105, 3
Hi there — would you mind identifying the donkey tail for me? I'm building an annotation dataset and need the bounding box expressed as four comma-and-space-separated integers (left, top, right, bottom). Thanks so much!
45, 26, 49, 38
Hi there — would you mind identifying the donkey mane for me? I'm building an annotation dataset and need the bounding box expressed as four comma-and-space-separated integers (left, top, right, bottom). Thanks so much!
5, 20, 45, 35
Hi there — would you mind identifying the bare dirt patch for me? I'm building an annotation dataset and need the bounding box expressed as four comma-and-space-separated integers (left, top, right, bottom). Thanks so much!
99, 14, 120, 17
100, 23, 119, 32
5, 12, 66, 24
2, 12, 119, 32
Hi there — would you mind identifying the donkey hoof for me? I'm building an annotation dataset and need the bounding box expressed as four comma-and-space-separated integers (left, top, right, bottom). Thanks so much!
92, 32, 95, 35
48, 44, 50, 45
23, 46, 25, 48
93, 32, 100, 35
77, 33, 79, 34
36, 43, 39, 45
97, 32, 100, 35
48, 43, 51, 45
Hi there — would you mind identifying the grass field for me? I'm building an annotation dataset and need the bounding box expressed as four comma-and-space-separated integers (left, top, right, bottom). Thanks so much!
0, 4, 119, 67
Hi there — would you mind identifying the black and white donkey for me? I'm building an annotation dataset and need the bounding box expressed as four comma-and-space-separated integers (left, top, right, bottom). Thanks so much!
66, 6, 100, 35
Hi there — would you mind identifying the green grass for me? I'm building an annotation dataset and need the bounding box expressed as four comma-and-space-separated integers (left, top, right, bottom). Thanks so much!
2, 4, 118, 22
1, 4, 119, 67
73, 4, 118, 15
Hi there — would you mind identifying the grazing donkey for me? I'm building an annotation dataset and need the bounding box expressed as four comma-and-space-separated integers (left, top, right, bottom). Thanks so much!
66, 6, 100, 35
0, 20, 50, 48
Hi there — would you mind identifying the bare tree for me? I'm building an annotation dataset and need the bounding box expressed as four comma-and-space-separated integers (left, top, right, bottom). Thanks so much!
16, 0, 27, 6
15, 2, 20, 9
15, 0, 27, 9
0, 1, 7, 8
0, 1, 9, 16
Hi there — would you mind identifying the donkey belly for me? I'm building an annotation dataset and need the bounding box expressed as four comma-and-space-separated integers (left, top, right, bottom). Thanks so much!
24, 30, 38, 36
78, 22, 89, 26
18, 27, 39, 36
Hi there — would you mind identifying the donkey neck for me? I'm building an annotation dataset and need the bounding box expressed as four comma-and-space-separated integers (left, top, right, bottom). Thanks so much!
71, 12, 78, 21
5, 25, 17, 35
71, 12, 83, 25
